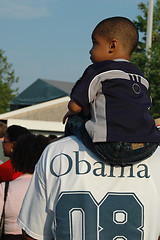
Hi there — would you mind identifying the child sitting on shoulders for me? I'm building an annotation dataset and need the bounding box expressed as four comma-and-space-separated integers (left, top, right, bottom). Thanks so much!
63, 16, 160, 166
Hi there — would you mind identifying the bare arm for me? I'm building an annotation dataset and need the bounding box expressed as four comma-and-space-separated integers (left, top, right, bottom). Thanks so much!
63, 99, 82, 124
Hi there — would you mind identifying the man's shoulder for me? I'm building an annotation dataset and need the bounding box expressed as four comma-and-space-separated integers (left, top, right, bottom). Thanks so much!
42, 136, 87, 159
49, 136, 82, 148
149, 145, 160, 161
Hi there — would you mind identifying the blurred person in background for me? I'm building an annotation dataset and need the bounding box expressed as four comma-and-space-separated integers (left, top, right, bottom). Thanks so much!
0, 125, 31, 183
0, 133, 50, 240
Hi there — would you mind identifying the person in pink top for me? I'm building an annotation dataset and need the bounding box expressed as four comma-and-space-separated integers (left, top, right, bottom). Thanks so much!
0, 125, 31, 183
0, 133, 50, 240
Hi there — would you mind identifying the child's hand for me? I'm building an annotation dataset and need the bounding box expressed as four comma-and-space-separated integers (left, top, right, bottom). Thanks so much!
63, 99, 82, 124
63, 110, 76, 124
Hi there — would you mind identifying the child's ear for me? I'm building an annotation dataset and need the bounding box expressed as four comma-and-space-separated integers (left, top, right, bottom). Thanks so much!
109, 39, 118, 53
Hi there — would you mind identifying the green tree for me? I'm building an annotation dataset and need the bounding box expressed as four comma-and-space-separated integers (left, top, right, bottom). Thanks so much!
131, 0, 160, 118
0, 49, 19, 113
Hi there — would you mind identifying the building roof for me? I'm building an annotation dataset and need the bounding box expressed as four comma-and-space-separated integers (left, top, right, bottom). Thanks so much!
0, 96, 70, 135
10, 78, 74, 110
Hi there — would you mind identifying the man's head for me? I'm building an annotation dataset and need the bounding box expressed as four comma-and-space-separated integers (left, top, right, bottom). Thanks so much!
89, 16, 139, 63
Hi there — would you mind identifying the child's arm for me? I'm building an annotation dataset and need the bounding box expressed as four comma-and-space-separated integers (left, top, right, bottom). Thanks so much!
63, 99, 82, 124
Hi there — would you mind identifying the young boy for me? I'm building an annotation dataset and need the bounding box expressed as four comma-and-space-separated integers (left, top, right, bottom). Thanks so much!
63, 16, 160, 166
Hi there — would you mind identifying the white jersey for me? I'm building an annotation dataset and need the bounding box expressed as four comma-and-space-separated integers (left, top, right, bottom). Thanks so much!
18, 136, 160, 240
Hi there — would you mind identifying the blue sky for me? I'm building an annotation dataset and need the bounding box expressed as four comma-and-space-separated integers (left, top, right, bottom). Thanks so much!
0, 0, 148, 93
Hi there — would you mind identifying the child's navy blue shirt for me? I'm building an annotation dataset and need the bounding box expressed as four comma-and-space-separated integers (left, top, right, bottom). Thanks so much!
71, 59, 160, 143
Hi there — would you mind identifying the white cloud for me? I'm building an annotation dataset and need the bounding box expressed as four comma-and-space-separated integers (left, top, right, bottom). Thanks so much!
0, 0, 53, 19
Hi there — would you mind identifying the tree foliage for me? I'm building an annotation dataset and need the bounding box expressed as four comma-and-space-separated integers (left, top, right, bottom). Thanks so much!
0, 49, 19, 113
131, 0, 160, 118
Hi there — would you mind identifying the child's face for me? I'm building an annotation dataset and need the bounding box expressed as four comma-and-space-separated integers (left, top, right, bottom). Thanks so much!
89, 33, 112, 63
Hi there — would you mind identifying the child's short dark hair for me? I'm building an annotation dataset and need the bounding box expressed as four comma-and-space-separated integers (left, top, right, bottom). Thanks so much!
93, 16, 139, 55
